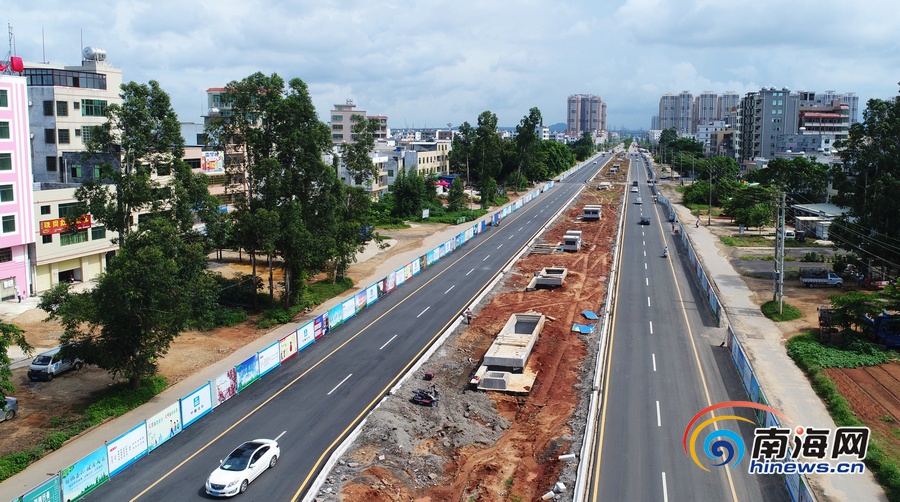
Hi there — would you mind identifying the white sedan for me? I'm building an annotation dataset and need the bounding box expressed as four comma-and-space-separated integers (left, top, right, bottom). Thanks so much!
206, 434, 283, 497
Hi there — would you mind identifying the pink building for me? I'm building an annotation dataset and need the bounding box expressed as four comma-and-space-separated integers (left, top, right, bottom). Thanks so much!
0, 74, 36, 300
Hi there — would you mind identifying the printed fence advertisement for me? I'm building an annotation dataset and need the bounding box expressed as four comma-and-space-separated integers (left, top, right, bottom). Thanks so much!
411, 257, 421, 276
314, 313, 328, 339
354, 291, 367, 313
342, 298, 356, 322
106, 422, 148, 477
403, 263, 413, 281
235, 355, 260, 393
426, 249, 436, 266
328, 304, 344, 329
297, 321, 315, 350
386, 271, 396, 292
376, 279, 386, 298
212, 368, 238, 407
146, 401, 182, 451
20, 476, 61, 502
366, 284, 378, 306
180, 383, 213, 428
395, 267, 406, 287
279, 332, 298, 362
61, 446, 109, 501
257, 342, 280, 377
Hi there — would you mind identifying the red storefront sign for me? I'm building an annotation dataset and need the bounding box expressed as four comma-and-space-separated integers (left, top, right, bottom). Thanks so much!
39, 215, 92, 236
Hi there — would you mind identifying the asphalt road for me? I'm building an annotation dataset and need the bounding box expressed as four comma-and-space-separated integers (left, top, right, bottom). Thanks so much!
83, 154, 613, 501
589, 150, 788, 501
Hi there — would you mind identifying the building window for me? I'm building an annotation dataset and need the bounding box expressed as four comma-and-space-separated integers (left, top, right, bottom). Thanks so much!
60, 230, 88, 246
73, 101, 80, 110
0, 122, 8, 139
46, 156, 58, 171
58, 129, 71, 144
0, 90, 7, 107
40, 205, 51, 215
56, 101, 68, 116
185, 158, 201, 169
156, 163, 171, 176
387, 170, 393, 177
94, 165, 101, 179
0, 247, 10, 262
0, 153, 10, 171
43, 100, 53, 116
45, 129, 56, 144
42, 234, 52, 244
58, 202, 86, 218
91, 226, 106, 240
70, 164, 81, 178
1, 215, 15, 234
74, 128, 81, 137
332, 124, 343, 130
81, 125, 95, 143
331, 115, 343, 121
81, 99, 107, 117
0, 184, 12, 203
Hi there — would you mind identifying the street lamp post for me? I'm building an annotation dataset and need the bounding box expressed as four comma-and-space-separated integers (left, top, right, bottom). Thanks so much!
708, 167, 713, 226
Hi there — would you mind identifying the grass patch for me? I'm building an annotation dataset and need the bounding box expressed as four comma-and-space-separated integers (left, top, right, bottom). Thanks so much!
720, 235, 772, 247
786, 332, 900, 500
761, 301, 803, 322
787, 332, 890, 370
0, 376, 167, 482
375, 222, 411, 230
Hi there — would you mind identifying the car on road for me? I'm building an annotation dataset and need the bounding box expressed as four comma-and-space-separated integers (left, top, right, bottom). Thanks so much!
639, 217, 650, 225
1, 396, 17, 422
27, 345, 83, 381
635, 197, 643, 204
206, 437, 281, 497
630, 186, 638, 193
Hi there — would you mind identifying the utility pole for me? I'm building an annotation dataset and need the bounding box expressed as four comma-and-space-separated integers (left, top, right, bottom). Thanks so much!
707, 166, 713, 226
774, 191, 786, 314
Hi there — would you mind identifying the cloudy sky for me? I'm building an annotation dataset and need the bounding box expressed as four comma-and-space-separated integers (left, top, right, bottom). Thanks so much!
8, 0, 899, 130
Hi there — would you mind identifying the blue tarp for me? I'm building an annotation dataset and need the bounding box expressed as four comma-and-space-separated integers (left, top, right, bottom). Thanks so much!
572, 323, 595, 334
582, 310, 599, 320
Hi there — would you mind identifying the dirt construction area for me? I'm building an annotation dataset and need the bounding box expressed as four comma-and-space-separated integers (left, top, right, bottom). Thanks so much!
318, 180, 623, 501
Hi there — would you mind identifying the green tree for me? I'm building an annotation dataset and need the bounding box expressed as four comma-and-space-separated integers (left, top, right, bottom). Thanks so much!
830, 94, 900, 270
735, 203, 773, 232
40, 220, 218, 389
340, 115, 381, 185
571, 132, 594, 161
447, 176, 466, 212
449, 122, 475, 182
79, 80, 187, 240
746, 157, 830, 203
540, 140, 575, 177
659, 128, 677, 147
514, 107, 542, 189
472, 111, 503, 188
0, 323, 31, 394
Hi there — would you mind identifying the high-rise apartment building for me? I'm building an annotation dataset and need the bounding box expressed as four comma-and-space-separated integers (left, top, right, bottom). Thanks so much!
658, 91, 694, 134
658, 93, 677, 131
0, 73, 36, 298
717, 92, 740, 124
692, 91, 717, 133
566, 94, 606, 137
738, 87, 800, 162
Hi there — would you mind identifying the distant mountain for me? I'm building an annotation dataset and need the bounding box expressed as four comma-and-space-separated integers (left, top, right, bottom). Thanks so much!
548, 122, 566, 132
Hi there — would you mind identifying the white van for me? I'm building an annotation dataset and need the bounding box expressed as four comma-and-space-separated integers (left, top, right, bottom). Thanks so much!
27, 345, 83, 381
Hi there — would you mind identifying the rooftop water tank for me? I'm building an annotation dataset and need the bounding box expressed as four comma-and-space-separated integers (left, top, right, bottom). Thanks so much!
83, 46, 107, 61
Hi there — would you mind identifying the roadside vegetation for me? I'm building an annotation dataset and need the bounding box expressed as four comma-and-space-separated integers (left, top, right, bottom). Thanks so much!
0, 376, 167, 482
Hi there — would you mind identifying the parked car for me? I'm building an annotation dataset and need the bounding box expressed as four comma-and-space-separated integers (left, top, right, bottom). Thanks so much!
206, 437, 282, 497
27, 345, 83, 381
1, 396, 17, 422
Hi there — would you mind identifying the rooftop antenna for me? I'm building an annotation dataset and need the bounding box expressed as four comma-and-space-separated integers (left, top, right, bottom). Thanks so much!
42, 27, 46, 63
80, 29, 83, 61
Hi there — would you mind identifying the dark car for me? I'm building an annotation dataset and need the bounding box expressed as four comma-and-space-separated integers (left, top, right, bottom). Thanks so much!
639, 217, 650, 225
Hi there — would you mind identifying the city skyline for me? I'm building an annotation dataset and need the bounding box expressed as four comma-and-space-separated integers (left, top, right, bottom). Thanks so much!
8, 0, 899, 130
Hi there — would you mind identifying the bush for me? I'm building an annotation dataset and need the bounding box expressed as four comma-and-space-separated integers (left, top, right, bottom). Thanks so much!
760, 301, 803, 322
786, 332, 890, 369
802, 251, 825, 263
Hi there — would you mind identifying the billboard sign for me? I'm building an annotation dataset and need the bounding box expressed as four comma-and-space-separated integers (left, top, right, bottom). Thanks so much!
146, 401, 182, 451
61, 446, 109, 502
257, 342, 280, 377
106, 422, 148, 477
180, 383, 213, 428
235, 355, 260, 393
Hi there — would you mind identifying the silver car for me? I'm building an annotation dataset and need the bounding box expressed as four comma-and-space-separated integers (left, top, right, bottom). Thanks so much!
2, 396, 18, 422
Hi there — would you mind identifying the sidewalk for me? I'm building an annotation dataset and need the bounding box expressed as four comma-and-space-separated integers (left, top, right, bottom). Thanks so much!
669, 201, 886, 501
0, 209, 502, 497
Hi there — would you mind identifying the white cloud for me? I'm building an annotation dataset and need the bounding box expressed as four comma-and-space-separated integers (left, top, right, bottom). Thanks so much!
7, 0, 899, 130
